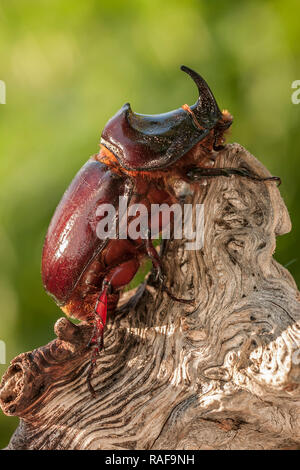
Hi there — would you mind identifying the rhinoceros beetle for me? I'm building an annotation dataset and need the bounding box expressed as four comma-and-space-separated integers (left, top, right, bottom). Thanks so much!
42, 66, 280, 396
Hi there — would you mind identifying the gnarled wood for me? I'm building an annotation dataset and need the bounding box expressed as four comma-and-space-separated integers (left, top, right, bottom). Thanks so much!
1, 143, 300, 450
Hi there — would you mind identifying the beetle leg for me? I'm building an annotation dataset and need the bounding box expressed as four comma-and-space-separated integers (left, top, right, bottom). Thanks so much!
89, 282, 109, 347
87, 260, 140, 396
87, 281, 110, 397
87, 286, 108, 347
144, 233, 162, 279
187, 167, 281, 186
145, 235, 193, 304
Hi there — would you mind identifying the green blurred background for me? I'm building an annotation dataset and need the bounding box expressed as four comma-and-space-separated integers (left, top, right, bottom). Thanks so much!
0, 0, 299, 447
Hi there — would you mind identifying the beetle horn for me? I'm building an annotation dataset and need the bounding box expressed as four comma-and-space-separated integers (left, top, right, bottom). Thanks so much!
100, 66, 226, 171
180, 65, 222, 127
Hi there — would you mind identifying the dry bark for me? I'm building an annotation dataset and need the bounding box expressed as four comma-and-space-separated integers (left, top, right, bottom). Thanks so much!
1, 143, 300, 450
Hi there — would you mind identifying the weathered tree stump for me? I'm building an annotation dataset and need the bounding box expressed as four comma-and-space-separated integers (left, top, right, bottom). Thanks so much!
1, 143, 300, 450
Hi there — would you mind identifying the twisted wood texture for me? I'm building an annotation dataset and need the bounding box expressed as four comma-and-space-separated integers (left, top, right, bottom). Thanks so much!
1, 143, 300, 450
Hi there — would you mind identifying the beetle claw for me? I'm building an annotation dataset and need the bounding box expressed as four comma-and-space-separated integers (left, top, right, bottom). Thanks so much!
155, 266, 164, 284
86, 286, 109, 397
87, 325, 105, 398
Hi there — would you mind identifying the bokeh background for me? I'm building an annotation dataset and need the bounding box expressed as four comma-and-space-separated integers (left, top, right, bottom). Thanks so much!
0, 0, 300, 447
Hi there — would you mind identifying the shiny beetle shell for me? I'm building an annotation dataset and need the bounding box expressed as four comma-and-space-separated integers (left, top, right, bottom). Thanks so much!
42, 159, 131, 306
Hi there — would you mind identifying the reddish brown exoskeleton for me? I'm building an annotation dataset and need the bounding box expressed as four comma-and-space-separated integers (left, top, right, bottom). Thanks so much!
42, 66, 280, 396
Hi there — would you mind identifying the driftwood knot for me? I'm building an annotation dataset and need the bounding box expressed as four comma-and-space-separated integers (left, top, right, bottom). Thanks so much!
0, 318, 93, 420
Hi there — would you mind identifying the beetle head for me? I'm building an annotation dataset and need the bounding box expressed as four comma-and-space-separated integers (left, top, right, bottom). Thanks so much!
101, 66, 230, 171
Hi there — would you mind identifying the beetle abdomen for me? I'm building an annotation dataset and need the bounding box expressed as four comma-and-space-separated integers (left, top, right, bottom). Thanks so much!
41, 159, 131, 306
